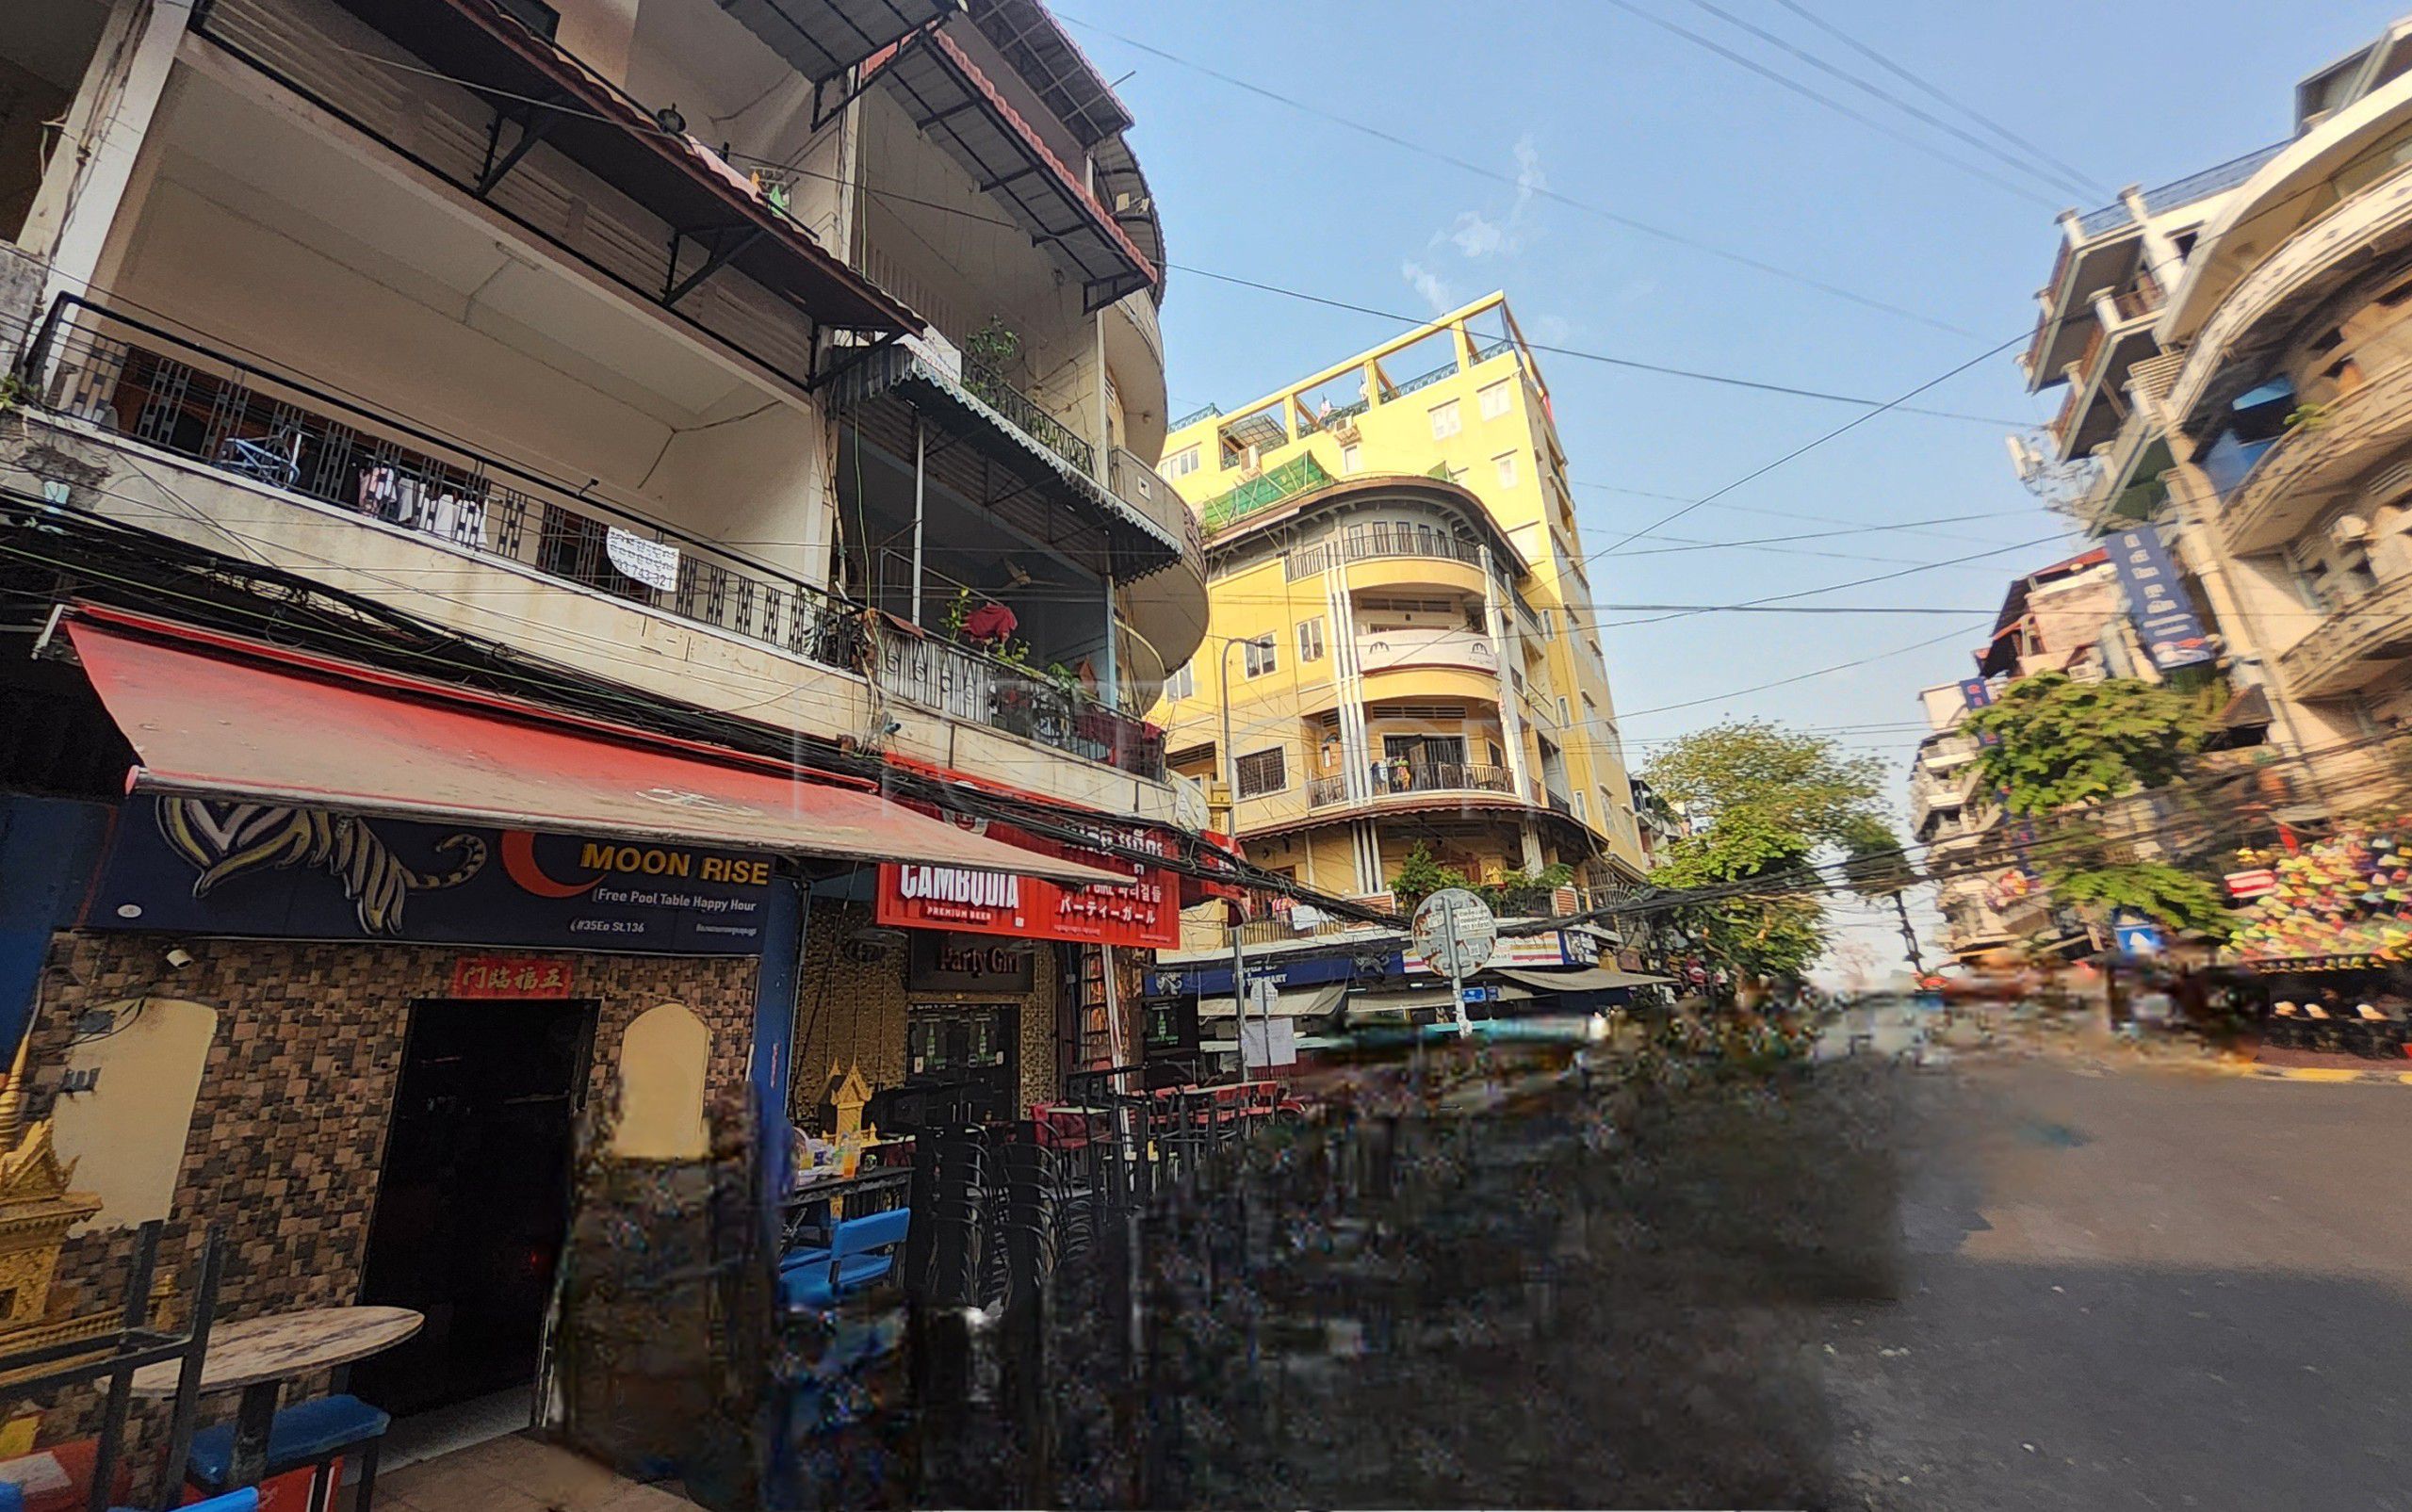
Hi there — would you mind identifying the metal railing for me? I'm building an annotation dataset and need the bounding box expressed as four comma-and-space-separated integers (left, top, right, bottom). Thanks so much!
12, 295, 865, 665
1355, 761, 1515, 802
1170, 400, 1223, 430
1543, 788, 1574, 817
961, 354, 1095, 477
1283, 523, 1486, 580
875, 624, 1165, 777
9, 297, 1169, 780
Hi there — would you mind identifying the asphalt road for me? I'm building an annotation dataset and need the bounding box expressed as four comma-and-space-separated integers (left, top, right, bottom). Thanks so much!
1823, 1058, 2412, 1511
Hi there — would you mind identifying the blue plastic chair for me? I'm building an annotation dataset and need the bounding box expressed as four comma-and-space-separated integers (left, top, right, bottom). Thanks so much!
111, 1492, 258, 1512
779, 1207, 910, 1311
187, 1394, 386, 1511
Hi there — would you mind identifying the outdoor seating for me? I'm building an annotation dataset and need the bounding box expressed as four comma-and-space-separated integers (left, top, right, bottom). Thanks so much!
115, 1493, 257, 1512
780, 1208, 912, 1312
185, 1394, 386, 1512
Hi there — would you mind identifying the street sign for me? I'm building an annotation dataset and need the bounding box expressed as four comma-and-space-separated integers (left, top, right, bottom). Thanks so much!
1459, 984, 1496, 1005
1410, 887, 1497, 978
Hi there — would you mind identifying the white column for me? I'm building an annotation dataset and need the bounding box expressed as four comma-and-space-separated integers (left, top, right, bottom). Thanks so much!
26, 0, 193, 313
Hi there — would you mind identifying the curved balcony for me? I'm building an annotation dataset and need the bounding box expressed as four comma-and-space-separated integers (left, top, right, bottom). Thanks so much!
1356, 627, 1504, 707
2168, 158, 2412, 431
2221, 364, 2412, 553
1109, 445, 1208, 675
2276, 571, 2412, 697
1309, 761, 1515, 808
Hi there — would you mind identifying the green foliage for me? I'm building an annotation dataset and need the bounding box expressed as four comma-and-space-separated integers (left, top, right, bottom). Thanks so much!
1964, 672, 2203, 816
2047, 862, 2234, 941
1390, 842, 1469, 910
965, 318, 1021, 368
1836, 813, 1920, 901
1642, 721, 1891, 982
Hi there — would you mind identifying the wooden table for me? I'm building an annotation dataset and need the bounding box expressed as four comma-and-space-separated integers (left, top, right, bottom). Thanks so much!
127, 1306, 422, 1489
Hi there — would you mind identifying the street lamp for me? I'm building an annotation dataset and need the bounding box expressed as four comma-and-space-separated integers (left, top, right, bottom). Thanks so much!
1219, 634, 1264, 1084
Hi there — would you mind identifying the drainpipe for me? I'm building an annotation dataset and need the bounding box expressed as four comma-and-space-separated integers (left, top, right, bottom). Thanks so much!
909, 415, 925, 626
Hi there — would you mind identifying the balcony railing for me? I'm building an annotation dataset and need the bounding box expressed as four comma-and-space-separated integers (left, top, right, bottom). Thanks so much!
872, 624, 1165, 777
1543, 788, 1574, 817
961, 355, 1094, 477
1283, 524, 1486, 581
9, 296, 1168, 781
1108, 445, 1203, 566
1357, 626, 1500, 676
13, 295, 864, 662
1310, 762, 1515, 807
2276, 571, 2412, 699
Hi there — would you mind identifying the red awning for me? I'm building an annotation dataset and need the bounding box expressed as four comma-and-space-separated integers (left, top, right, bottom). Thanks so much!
65, 616, 1122, 886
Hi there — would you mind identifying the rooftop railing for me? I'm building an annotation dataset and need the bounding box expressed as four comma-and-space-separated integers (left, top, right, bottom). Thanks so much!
1198, 452, 1334, 534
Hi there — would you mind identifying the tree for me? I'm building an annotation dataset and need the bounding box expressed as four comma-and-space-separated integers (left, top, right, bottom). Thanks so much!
1642, 722, 1891, 987
1963, 673, 2204, 816
1960, 672, 2225, 940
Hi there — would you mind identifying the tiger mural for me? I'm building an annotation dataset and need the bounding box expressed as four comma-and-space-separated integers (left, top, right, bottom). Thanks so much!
155, 799, 488, 935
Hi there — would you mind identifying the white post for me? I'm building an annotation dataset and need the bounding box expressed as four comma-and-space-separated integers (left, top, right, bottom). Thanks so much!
909, 415, 925, 625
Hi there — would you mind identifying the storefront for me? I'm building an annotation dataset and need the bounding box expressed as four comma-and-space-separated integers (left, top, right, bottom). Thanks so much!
790, 820, 1183, 1127
1, 610, 1121, 1452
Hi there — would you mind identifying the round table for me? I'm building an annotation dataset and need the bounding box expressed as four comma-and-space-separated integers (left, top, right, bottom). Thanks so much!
129, 1306, 422, 1488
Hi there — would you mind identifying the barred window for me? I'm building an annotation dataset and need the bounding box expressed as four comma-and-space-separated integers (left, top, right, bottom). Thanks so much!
1235, 747, 1288, 798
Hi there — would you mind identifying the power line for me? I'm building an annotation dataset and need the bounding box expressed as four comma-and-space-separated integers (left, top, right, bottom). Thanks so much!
1677, 0, 2094, 201
1596, 0, 2062, 209
1614, 620, 1994, 721
1580, 331, 2036, 562
1051, 9, 1982, 336
1765, 0, 2107, 201
1166, 265, 2019, 423
1596, 533, 2064, 629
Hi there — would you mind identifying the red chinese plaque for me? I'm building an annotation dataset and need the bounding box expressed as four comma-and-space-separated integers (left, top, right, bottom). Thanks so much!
450, 954, 577, 999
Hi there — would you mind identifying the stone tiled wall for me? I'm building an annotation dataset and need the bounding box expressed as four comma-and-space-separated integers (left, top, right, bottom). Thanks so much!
24, 930, 758, 1439
789, 899, 1067, 1124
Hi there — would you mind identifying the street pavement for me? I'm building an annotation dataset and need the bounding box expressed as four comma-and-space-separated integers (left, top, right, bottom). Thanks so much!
1821, 1051, 2412, 1511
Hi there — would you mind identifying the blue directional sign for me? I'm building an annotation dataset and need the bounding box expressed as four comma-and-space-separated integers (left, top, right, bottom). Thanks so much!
2108, 526, 2214, 671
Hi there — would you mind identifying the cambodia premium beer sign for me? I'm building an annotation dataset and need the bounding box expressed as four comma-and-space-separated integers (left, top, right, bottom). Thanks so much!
875, 819, 1178, 949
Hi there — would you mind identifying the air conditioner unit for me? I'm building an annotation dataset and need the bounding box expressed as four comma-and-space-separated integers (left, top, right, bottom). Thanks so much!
2330, 512, 2373, 546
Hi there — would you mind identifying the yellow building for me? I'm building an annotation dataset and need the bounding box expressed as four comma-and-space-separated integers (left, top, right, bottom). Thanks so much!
1151, 293, 1648, 907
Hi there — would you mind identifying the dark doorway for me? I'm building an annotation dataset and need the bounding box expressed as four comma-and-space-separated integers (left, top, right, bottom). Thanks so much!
350, 998, 594, 1417
906, 1003, 1019, 1122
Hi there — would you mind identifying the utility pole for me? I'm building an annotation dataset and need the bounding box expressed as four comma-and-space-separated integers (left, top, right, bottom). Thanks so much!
1892, 890, 1927, 979
1217, 636, 1263, 1084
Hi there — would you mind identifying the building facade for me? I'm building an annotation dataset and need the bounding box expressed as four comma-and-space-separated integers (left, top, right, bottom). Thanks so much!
2010, 18, 2412, 812
0, 0, 1208, 1462
1151, 293, 1648, 900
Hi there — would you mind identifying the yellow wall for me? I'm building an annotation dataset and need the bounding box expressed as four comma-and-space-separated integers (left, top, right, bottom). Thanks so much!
1152, 292, 1646, 882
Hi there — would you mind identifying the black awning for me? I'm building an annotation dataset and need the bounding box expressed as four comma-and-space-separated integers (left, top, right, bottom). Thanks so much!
830, 344, 1182, 579
323, 0, 921, 333
967, 0, 1133, 145
2211, 683, 2273, 731
714, 0, 954, 83
868, 30, 1157, 310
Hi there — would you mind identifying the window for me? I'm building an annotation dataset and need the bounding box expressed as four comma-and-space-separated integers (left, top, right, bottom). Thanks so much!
1235, 747, 1287, 798
1429, 399, 1461, 439
1296, 617, 1327, 662
1244, 633, 1279, 677
1164, 663, 1195, 701
1586, 639, 1603, 665
1341, 442, 1362, 475
1487, 740, 1505, 768
1493, 452, 1519, 489
1570, 790, 1588, 822
1556, 696, 1571, 725
1161, 445, 1202, 480
1581, 694, 1599, 726
1479, 380, 1512, 420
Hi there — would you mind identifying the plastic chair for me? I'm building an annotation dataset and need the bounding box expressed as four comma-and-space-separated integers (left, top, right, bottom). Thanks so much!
187, 1394, 386, 1512
111, 1492, 258, 1512
779, 1208, 912, 1311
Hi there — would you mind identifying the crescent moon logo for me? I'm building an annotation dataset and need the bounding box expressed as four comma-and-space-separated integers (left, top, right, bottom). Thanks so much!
500, 830, 605, 899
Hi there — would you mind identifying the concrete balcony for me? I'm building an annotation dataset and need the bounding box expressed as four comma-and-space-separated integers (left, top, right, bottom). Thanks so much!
2221, 364, 2412, 553
3, 299, 1178, 814
2277, 572, 2412, 697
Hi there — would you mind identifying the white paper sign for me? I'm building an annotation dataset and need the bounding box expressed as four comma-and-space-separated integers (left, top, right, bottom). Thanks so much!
605, 528, 682, 592
1241, 1017, 1296, 1068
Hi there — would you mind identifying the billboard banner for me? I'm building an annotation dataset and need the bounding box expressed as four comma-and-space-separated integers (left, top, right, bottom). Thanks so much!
875, 817, 1179, 950
2108, 525, 2215, 671
85, 797, 774, 954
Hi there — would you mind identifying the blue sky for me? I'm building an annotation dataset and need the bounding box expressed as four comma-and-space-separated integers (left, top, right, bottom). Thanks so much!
1060, 0, 2404, 969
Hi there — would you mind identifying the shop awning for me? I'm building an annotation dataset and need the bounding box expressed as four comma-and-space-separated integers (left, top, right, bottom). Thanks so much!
1495, 967, 1674, 993
1200, 982, 1347, 1021
1347, 984, 1535, 1019
713, 0, 953, 83
65, 615, 1122, 886
318, 0, 921, 333
865, 29, 1158, 309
